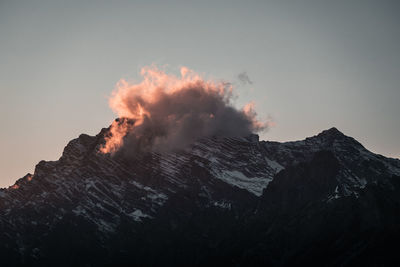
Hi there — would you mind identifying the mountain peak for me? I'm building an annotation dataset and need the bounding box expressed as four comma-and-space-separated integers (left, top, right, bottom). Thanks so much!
308, 127, 366, 149
318, 127, 344, 138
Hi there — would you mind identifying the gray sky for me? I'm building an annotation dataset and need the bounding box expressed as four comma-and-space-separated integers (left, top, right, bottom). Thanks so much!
1, 0, 399, 187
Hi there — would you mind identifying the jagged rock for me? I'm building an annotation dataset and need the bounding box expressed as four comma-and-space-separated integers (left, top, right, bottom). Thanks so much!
0, 126, 399, 266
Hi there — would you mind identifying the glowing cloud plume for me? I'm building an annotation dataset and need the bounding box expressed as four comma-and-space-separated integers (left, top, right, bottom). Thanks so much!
100, 66, 267, 154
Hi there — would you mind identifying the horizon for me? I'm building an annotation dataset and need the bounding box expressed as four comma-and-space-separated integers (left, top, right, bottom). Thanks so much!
1, 0, 400, 187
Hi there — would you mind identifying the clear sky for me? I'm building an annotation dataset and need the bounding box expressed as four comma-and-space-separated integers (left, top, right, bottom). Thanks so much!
1, 0, 399, 187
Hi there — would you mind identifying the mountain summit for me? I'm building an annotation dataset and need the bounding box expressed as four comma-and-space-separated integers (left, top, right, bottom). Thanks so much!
1, 124, 399, 266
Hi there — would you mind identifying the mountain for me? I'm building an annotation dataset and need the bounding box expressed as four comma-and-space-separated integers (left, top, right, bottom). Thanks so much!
1, 123, 400, 266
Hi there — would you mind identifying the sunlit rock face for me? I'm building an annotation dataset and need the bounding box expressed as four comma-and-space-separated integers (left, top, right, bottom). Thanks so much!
0, 126, 400, 266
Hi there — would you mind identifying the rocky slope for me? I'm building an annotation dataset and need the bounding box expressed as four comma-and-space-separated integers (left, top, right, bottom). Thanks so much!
0, 123, 399, 266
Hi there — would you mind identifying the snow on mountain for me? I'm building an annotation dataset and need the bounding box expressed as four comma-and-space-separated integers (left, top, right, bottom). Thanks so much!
0, 124, 399, 265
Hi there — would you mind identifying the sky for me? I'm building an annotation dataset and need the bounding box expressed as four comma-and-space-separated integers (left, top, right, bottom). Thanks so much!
0, 0, 399, 187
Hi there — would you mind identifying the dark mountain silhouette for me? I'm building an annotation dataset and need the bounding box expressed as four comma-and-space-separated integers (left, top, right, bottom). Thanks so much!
1, 124, 399, 266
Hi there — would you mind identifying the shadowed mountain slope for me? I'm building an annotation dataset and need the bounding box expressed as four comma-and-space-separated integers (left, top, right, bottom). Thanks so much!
1, 125, 399, 266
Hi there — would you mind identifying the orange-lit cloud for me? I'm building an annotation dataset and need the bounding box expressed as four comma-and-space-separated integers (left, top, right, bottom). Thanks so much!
101, 66, 267, 154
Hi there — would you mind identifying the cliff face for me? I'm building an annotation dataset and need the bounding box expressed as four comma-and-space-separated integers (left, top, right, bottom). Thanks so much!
1, 125, 399, 266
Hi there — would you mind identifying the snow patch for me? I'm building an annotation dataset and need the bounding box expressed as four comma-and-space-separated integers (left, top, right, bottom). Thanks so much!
264, 157, 284, 172
214, 170, 271, 196
72, 205, 87, 216
128, 209, 152, 222
213, 200, 231, 210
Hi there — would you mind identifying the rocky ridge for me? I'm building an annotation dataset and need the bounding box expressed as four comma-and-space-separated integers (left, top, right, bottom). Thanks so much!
0, 124, 399, 266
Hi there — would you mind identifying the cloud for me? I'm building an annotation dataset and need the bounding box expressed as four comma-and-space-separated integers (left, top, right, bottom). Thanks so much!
238, 71, 253, 85
100, 66, 267, 155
